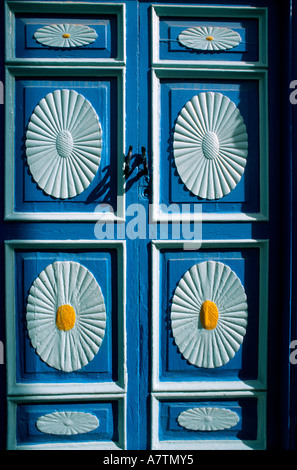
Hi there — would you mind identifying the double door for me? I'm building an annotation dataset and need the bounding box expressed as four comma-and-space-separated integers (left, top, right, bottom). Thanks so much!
3, 0, 287, 450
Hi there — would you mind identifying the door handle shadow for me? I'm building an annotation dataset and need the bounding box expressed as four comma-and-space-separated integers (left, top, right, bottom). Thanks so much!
85, 165, 112, 204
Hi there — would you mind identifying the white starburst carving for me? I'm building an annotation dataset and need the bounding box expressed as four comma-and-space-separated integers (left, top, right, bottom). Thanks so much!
26, 89, 102, 199
177, 407, 240, 431
36, 411, 99, 435
34, 24, 98, 48
178, 26, 241, 51
173, 92, 248, 199
170, 261, 248, 368
26, 261, 106, 372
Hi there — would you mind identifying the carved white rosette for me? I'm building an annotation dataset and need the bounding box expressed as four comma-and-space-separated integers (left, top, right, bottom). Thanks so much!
178, 26, 242, 51
36, 411, 99, 435
177, 407, 240, 431
34, 24, 98, 48
170, 261, 248, 368
26, 261, 106, 372
173, 92, 248, 200
25, 89, 102, 199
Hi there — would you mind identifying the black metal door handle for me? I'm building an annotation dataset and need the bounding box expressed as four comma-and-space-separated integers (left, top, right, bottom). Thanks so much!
124, 146, 149, 179
124, 145, 133, 177
141, 147, 148, 176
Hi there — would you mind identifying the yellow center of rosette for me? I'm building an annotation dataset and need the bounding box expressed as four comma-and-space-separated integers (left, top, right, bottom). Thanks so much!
56, 304, 76, 331
206, 36, 214, 41
200, 300, 219, 330
62, 33, 71, 38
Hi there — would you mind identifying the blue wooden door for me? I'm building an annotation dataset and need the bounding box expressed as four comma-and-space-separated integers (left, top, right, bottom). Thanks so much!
0, 0, 292, 450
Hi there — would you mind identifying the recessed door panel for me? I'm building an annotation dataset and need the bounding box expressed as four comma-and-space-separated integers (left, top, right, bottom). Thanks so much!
158, 77, 261, 215
16, 250, 115, 382
10, 399, 125, 450
6, 70, 125, 221
5, 240, 126, 394
16, 78, 117, 211
151, 240, 268, 393
152, 394, 266, 449
152, 5, 267, 67
16, 16, 117, 59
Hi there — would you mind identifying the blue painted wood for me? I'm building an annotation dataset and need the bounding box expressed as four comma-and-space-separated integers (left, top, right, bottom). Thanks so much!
159, 78, 260, 214
159, 248, 259, 382
15, 15, 117, 59
159, 398, 258, 442
159, 18, 258, 62
17, 402, 118, 445
15, 249, 116, 383
0, 0, 294, 451
25, 22, 108, 51
138, 0, 288, 451
0, 1, 5, 452
14, 77, 118, 213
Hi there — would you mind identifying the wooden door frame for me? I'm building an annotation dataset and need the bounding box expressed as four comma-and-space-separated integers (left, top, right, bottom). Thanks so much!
0, 0, 296, 450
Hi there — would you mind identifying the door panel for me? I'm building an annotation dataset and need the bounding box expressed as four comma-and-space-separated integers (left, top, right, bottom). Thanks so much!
154, 73, 265, 219
152, 5, 267, 66
13, 76, 118, 213
11, 400, 123, 450
7, 242, 125, 391
2, 0, 288, 450
8, 2, 125, 62
143, 1, 278, 450
158, 20, 258, 63
4, 0, 130, 450
15, 17, 117, 60
151, 240, 268, 449
152, 241, 267, 387
5, 67, 125, 222
151, 4, 268, 224
152, 394, 264, 450
5, 240, 126, 449
5, 1, 126, 222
